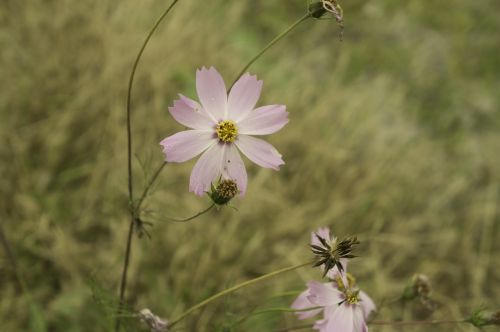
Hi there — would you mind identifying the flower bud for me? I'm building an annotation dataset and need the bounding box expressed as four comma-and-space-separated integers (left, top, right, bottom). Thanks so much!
308, 1, 345, 40
209, 179, 238, 205
139, 308, 169, 332
468, 308, 500, 327
402, 274, 431, 301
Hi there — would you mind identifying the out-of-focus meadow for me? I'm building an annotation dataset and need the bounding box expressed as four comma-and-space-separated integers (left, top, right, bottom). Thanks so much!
1, 0, 499, 331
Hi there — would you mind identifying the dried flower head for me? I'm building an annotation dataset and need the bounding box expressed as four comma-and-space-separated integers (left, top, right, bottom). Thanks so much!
402, 274, 431, 300
209, 179, 239, 205
308, 0, 344, 40
402, 274, 437, 313
139, 308, 168, 332
311, 233, 359, 278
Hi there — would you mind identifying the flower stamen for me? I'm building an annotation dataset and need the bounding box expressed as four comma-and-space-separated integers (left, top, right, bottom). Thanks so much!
216, 120, 238, 143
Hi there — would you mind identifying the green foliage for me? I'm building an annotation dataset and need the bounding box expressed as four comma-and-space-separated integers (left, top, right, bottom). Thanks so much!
1, 0, 499, 331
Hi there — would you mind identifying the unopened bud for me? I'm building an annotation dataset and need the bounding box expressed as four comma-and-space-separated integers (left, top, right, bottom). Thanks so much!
468, 308, 500, 327
209, 179, 238, 205
139, 308, 168, 332
308, 1, 345, 40
402, 274, 431, 301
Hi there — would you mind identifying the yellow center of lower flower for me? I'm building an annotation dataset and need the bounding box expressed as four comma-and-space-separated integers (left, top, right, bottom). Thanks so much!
345, 290, 360, 304
216, 120, 238, 143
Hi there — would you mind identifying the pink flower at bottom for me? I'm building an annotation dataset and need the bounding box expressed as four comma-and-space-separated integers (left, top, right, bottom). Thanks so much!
291, 280, 375, 332
160, 66, 288, 196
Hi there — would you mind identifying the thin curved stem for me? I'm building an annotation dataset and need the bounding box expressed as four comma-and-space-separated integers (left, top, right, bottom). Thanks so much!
117, 1, 180, 331
135, 161, 167, 214
115, 216, 135, 331
231, 307, 322, 329
127, 0, 179, 206
0, 222, 45, 329
231, 12, 311, 86
370, 319, 466, 326
168, 260, 314, 328
278, 319, 466, 332
154, 203, 216, 223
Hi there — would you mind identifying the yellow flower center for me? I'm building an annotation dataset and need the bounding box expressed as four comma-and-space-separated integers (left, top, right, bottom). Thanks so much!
345, 290, 360, 304
216, 120, 238, 143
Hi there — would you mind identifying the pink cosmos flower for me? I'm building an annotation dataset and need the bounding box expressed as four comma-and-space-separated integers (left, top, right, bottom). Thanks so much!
160, 66, 288, 196
292, 279, 375, 332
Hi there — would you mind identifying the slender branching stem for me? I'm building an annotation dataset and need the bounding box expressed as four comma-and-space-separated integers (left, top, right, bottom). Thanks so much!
231, 12, 312, 86
117, 1, 180, 331
0, 222, 43, 325
116, 216, 135, 330
135, 161, 167, 214
168, 260, 314, 328
127, 1, 180, 206
231, 306, 322, 328
370, 319, 467, 326
0, 222, 28, 294
158, 203, 216, 223
277, 319, 467, 331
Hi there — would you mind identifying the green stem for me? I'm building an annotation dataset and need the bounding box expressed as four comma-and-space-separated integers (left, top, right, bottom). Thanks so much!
135, 161, 167, 214
370, 319, 467, 326
0, 222, 45, 329
117, 1, 180, 331
231, 12, 312, 86
231, 306, 322, 328
162, 203, 215, 223
278, 319, 466, 332
126, 0, 180, 205
168, 260, 314, 327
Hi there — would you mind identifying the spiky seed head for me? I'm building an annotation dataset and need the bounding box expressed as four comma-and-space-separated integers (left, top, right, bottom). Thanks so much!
209, 179, 238, 205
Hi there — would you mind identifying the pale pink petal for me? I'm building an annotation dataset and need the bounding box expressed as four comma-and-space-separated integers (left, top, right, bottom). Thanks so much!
168, 95, 215, 129
178, 94, 216, 122
189, 143, 225, 196
313, 318, 329, 332
311, 227, 332, 247
196, 67, 227, 121
160, 130, 215, 163
238, 105, 288, 135
291, 289, 322, 320
359, 291, 376, 319
352, 307, 369, 332
235, 135, 284, 170
228, 73, 262, 121
221, 144, 248, 195
325, 304, 354, 332
307, 281, 343, 307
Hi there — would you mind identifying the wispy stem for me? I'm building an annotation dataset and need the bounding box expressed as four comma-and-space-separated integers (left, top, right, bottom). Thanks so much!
278, 319, 467, 331
0, 222, 44, 329
135, 161, 167, 214
156, 203, 216, 223
370, 319, 466, 326
117, 1, 180, 331
168, 260, 314, 328
231, 12, 312, 86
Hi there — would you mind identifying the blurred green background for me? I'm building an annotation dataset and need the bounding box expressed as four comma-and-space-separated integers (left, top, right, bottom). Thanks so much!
1, 0, 499, 331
